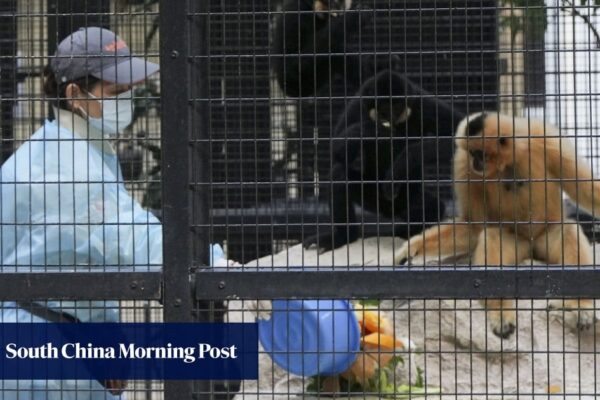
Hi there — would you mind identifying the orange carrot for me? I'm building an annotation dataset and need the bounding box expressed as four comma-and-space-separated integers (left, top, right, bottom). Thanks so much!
361, 332, 403, 350
355, 309, 394, 335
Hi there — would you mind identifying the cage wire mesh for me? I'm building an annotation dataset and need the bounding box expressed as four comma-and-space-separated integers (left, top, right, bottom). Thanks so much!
4, 0, 600, 398
191, 0, 600, 399
0, 0, 163, 398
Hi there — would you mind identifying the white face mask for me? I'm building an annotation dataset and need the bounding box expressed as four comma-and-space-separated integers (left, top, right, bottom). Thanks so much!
81, 89, 133, 136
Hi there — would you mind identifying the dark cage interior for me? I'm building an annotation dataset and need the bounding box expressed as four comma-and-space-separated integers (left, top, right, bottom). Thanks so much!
0, 0, 16, 163
205, 0, 499, 262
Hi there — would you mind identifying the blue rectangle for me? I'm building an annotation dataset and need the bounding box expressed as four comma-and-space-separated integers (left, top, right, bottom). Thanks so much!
0, 323, 258, 380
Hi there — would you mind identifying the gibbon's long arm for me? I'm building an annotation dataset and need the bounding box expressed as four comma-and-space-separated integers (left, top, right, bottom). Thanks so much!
393, 220, 477, 265
543, 136, 600, 216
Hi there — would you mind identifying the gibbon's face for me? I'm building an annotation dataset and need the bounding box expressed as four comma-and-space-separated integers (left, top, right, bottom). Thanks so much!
314, 0, 351, 17
368, 101, 411, 131
457, 112, 515, 178
365, 71, 412, 131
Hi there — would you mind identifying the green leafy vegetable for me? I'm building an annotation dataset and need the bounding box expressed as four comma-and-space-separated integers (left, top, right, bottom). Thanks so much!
358, 299, 382, 307
414, 366, 425, 388
306, 356, 440, 398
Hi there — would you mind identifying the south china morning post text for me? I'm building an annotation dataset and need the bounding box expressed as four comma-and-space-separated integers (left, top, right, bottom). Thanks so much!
0, 323, 258, 380
5, 342, 238, 363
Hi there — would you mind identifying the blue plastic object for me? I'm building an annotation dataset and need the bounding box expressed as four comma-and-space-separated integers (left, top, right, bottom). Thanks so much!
258, 299, 360, 377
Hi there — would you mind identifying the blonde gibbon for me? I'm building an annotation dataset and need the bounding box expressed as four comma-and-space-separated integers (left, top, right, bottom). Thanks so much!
395, 112, 597, 338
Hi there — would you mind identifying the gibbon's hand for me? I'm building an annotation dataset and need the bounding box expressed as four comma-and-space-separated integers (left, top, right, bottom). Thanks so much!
302, 232, 330, 251
394, 235, 426, 265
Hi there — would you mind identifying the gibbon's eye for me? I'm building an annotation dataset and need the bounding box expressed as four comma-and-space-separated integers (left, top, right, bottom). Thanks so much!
499, 137, 507, 145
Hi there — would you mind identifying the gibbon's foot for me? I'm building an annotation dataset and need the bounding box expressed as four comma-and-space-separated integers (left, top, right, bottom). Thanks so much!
302, 233, 333, 252
576, 310, 596, 331
547, 300, 597, 332
492, 320, 516, 339
487, 302, 517, 339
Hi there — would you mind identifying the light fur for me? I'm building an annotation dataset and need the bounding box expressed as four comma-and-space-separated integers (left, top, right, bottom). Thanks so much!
395, 112, 597, 338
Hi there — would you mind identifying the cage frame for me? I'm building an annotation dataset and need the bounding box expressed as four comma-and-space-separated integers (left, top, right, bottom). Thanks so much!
0, 0, 599, 399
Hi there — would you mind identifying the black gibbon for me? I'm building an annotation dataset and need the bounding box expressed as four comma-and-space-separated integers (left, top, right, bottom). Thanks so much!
396, 112, 596, 338
272, 0, 371, 97
304, 69, 466, 251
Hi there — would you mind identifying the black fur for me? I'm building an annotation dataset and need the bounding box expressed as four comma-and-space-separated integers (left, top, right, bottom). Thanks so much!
465, 113, 486, 136
565, 201, 600, 243
272, 0, 373, 97
304, 70, 466, 250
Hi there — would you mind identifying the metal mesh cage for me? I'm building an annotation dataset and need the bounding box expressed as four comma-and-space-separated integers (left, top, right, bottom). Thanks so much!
189, 0, 600, 399
4, 0, 600, 399
205, 0, 500, 263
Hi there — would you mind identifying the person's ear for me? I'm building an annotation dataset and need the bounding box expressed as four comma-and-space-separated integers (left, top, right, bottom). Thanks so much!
65, 83, 84, 113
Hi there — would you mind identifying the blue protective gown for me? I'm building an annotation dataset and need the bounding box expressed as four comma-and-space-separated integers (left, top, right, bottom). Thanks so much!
0, 109, 162, 399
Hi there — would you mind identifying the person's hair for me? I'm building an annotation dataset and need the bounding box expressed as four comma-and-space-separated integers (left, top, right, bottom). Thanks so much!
43, 64, 101, 112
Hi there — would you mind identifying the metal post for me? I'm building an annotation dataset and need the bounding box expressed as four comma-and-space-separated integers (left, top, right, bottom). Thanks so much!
189, 0, 214, 398
160, 0, 194, 398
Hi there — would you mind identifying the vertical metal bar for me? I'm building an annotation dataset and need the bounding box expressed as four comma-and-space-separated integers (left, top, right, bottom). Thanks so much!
188, 0, 209, 273
159, 0, 194, 398
189, 0, 212, 398
46, 0, 58, 120
0, 0, 16, 163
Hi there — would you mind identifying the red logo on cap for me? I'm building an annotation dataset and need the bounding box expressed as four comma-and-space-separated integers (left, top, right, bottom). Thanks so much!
104, 39, 127, 52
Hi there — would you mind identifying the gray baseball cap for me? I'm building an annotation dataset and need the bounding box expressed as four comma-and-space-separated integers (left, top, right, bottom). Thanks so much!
50, 27, 159, 85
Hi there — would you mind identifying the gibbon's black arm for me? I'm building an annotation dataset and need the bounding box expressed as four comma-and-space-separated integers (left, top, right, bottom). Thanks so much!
384, 137, 456, 201
330, 122, 368, 170
383, 98, 464, 236
382, 137, 454, 238
302, 162, 363, 251
419, 97, 466, 137
384, 98, 465, 203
